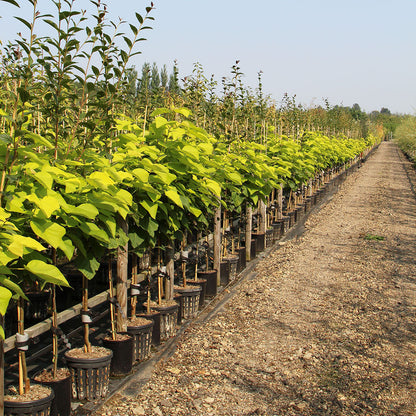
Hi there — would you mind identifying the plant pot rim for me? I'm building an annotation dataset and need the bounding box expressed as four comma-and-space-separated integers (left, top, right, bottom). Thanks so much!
187, 278, 207, 284
64, 347, 113, 364
150, 303, 179, 313
4, 384, 54, 406
127, 319, 153, 332
33, 368, 71, 383
174, 286, 202, 294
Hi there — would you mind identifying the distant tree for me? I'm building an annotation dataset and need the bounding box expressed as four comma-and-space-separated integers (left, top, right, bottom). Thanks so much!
380, 107, 391, 115
137, 62, 151, 95
160, 64, 168, 89
168, 61, 180, 94
150, 62, 160, 93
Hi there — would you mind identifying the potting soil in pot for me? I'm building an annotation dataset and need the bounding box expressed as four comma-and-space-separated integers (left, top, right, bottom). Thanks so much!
5, 384, 54, 416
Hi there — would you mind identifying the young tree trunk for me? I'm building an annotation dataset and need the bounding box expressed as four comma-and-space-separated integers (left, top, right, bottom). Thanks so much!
245, 204, 252, 262
259, 200, 267, 234
213, 199, 221, 286
165, 244, 175, 301
82, 277, 91, 353
116, 217, 128, 332
277, 185, 283, 220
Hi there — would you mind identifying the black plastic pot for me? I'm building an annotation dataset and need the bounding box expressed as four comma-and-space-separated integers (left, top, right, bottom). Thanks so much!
252, 232, 265, 253
102, 335, 133, 377
250, 239, 256, 260
137, 311, 161, 346
220, 261, 230, 286
295, 205, 305, 223
4, 385, 54, 416
237, 247, 246, 272
187, 279, 207, 308
272, 221, 282, 242
149, 303, 178, 341
175, 286, 201, 321
64, 348, 113, 401
304, 197, 312, 214
127, 319, 153, 362
197, 270, 217, 298
33, 371, 71, 416
223, 255, 239, 280
265, 228, 274, 248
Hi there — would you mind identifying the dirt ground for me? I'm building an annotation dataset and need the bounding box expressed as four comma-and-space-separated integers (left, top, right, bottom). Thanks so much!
96, 142, 416, 416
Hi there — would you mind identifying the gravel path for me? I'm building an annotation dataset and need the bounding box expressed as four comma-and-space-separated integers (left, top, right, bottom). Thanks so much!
96, 142, 416, 416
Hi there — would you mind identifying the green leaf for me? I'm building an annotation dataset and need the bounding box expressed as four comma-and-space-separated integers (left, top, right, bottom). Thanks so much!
74, 254, 100, 280
4, 0, 19, 7
25, 260, 70, 287
32, 169, 53, 189
153, 171, 176, 185
174, 107, 192, 118
132, 168, 149, 182
30, 219, 66, 249
100, 215, 117, 238
38, 196, 60, 218
154, 116, 168, 129
87, 171, 115, 190
140, 200, 158, 219
79, 222, 109, 244
128, 232, 145, 249
65, 203, 99, 219
25, 132, 54, 149
58, 237, 75, 260
0, 286, 12, 316
115, 189, 133, 206
8, 234, 46, 257
181, 145, 199, 161
0, 276, 27, 299
165, 188, 183, 208
205, 179, 221, 197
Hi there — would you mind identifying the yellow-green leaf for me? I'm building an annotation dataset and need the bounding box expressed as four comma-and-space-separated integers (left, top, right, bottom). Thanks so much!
25, 260, 70, 287
165, 188, 183, 208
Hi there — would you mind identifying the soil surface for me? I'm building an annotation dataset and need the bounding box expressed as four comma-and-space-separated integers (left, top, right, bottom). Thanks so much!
96, 142, 416, 415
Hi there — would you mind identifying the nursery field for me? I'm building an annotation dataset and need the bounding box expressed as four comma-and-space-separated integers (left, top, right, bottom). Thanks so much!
96, 141, 416, 416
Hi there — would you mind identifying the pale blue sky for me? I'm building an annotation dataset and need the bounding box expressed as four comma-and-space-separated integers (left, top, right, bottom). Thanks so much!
1, 0, 415, 114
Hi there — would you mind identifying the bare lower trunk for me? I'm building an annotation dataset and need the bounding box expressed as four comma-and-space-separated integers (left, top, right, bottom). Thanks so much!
245, 204, 253, 262
213, 199, 221, 286
117, 217, 128, 332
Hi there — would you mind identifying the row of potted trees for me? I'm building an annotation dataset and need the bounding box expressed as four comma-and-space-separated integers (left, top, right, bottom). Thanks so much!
1, 113, 380, 414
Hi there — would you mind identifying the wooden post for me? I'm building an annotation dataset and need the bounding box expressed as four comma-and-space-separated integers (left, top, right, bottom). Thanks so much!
165, 243, 175, 301
277, 185, 283, 220
116, 217, 128, 333
259, 200, 266, 234
131, 254, 138, 317
245, 204, 252, 262
213, 198, 221, 286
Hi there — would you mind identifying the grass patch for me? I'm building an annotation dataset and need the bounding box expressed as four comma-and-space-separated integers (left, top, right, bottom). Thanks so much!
363, 233, 385, 241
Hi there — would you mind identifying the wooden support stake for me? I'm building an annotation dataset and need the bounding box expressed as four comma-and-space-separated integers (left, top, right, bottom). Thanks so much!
165, 243, 175, 301
245, 204, 252, 262
116, 217, 128, 333
82, 277, 91, 353
213, 199, 221, 286
108, 257, 116, 340
131, 254, 138, 317
259, 199, 266, 234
